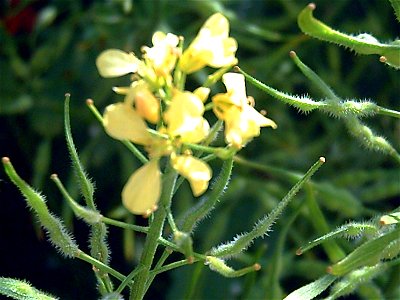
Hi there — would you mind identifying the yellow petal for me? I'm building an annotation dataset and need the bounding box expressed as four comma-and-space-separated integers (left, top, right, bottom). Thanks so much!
143, 31, 180, 77
96, 49, 140, 78
179, 118, 210, 144
125, 81, 160, 124
122, 160, 161, 215
245, 105, 277, 129
193, 87, 211, 103
171, 154, 212, 196
164, 91, 208, 141
103, 103, 151, 145
179, 13, 237, 73
201, 13, 230, 36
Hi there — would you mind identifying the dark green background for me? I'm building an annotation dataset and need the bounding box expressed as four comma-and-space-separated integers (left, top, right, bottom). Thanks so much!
1, 0, 399, 299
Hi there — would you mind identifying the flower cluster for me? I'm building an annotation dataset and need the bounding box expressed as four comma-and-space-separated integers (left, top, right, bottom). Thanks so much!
96, 13, 276, 216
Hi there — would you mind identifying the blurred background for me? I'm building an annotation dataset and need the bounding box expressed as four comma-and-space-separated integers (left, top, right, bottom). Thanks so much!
0, 0, 399, 299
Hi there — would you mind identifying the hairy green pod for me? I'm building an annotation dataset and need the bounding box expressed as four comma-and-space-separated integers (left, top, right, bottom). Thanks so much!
51, 174, 101, 224
205, 256, 260, 278
345, 116, 400, 163
64, 94, 95, 208
298, 3, 400, 69
0, 277, 58, 300
180, 157, 234, 232
297, 222, 378, 255
2, 157, 78, 258
211, 157, 325, 258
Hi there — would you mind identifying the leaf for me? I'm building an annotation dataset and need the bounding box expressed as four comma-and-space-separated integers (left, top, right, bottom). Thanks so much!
283, 274, 337, 300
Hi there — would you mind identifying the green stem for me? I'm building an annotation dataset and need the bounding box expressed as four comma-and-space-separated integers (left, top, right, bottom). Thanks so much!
115, 265, 144, 294
165, 206, 178, 233
129, 168, 178, 299
289, 51, 338, 100
101, 216, 149, 234
150, 259, 199, 276
377, 106, 400, 119
101, 216, 177, 249
304, 184, 346, 262
76, 251, 126, 283
233, 155, 301, 183
144, 250, 181, 294
236, 67, 326, 113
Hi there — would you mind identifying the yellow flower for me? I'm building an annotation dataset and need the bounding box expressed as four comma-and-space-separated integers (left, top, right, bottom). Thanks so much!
115, 81, 160, 124
179, 13, 238, 74
171, 153, 212, 196
103, 102, 152, 145
212, 73, 277, 148
96, 49, 142, 78
142, 31, 180, 78
163, 90, 210, 143
122, 159, 161, 216
103, 102, 165, 215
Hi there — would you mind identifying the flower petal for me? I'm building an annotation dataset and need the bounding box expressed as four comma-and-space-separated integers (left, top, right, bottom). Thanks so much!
245, 105, 277, 129
103, 103, 151, 145
96, 49, 140, 78
222, 73, 247, 106
179, 13, 237, 73
122, 160, 161, 215
171, 154, 212, 196
164, 91, 209, 142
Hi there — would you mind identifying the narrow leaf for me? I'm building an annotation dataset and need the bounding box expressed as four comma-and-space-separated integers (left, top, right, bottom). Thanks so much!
283, 274, 336, 300
328, 227, 400, 275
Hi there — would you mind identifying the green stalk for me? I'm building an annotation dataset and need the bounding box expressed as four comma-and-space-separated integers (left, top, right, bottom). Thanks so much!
305, 185, 346, 262
76, 251, 126, 283
377, 106, 400, 119
129, 168, 178, 299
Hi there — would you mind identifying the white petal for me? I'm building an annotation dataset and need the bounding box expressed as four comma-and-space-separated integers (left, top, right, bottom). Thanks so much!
222, 73, 246, 106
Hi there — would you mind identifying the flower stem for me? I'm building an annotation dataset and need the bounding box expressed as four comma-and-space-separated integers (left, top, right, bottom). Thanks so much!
129, 167, 178, 299
377, 106, 400, 119
76, 251, 126, 283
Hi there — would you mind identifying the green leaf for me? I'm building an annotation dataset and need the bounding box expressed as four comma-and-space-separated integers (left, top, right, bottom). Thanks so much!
389, 0, 400, 22
327, 265, 386, 300
283, 274, 337, 300
328, 227, 400, 275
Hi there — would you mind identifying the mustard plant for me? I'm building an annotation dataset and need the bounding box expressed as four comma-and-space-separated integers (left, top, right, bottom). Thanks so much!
1, 2, 398, 300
